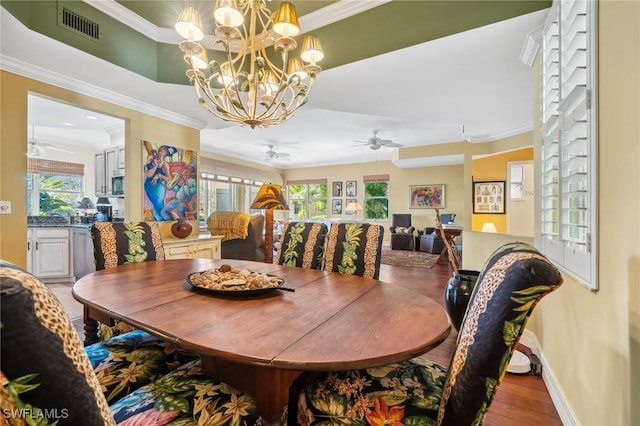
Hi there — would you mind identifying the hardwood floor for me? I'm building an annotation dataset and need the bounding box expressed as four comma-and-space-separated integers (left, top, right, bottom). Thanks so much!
52, 259, 561, 425
378, 261, 562, 425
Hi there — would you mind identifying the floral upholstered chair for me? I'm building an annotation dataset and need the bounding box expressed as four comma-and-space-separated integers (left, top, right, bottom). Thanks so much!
87, 221, 166, 344
275, 221, 328, 269
86, 221, 195, 403
0, 262, 262, 425
323, 222, 385, 279
288, 242, 563, 425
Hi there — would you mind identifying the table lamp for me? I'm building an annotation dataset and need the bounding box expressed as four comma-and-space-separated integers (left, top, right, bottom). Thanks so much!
250, 183, 289, 263
481, 222, 497, 233
345, 201, 363, 220
74, 197, 96, 223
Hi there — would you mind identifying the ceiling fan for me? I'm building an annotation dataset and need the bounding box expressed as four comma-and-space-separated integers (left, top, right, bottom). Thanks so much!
27, 126, 73, 157
353, 130, 403, 150
264, 144, 290, 161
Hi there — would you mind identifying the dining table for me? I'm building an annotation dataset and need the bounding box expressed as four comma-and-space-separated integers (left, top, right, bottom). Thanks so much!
73, 258, 452, 425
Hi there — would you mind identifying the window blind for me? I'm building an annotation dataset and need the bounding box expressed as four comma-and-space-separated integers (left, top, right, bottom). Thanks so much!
363, 174, 390, 182
27, 158, 84, 177
539, 0, 597, 290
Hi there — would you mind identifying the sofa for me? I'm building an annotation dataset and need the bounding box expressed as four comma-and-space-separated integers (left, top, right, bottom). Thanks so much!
207, 212, 266, 262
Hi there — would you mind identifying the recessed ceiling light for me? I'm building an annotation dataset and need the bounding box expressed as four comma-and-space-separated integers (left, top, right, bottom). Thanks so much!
62, 122, 74, 126
85, 115, 99, 120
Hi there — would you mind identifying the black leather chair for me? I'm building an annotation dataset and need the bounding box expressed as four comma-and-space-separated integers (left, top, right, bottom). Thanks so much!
389, 213, 415, 250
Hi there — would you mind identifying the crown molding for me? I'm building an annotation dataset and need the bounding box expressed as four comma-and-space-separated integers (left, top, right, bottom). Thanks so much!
83, 0, 390, 49
520, 25, 543, 67
1, 55, 208, 130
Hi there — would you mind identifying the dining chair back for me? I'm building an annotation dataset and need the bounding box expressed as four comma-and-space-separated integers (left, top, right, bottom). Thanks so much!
86, 222, 198, 403
322, 222, 384, 279
91, 221, 165, 270
275, 221, 328, 269
0, 261, 262, 425
86, 221, 166, 344
288, 242, 563, 426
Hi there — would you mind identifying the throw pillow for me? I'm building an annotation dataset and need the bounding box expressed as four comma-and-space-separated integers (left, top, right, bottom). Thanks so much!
396, 226, 408, 233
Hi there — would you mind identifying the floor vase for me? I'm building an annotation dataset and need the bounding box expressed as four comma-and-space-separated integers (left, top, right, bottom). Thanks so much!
444, 269, 480, 331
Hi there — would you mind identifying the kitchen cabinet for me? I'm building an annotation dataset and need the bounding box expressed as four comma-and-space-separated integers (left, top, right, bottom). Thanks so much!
27, 227, 74, 282
163, 235, 222, 260
95, 145, 125, 196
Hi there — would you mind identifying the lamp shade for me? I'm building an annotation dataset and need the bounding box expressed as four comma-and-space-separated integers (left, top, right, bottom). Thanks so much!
481, 222, 497, 233
345, 202, 363, 213
96, 197, 110, 205
74, 197, 95, 210
175, 6, 204, 41
273, 2, 300, 37
250, 184, 289, 210
301, 35, 324, 63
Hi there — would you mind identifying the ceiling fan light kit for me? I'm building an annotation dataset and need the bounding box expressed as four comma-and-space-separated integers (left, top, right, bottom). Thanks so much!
176, 1, 324, 129
354, 130, 403, 150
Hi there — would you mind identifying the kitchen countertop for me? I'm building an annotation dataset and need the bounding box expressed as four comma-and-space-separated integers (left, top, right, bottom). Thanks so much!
28, 224, 93, 229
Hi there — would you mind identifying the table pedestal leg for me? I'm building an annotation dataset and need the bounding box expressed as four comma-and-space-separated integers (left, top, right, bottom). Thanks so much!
201, 356, 302, 424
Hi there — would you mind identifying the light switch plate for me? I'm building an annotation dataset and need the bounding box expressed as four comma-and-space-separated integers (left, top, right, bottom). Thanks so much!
0, 201, 11, 214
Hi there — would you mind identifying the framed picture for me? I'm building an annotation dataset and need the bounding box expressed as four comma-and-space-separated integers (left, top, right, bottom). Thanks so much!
345, 180, 357, 197
332, 198, 342, 214
473, 181, 506, 214
332, 181, 343, 197
142, 140, 198, 221
409, 184, 445, 209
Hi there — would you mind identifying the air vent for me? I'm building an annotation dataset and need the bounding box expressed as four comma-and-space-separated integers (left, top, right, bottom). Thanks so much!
60, 7, 100, 40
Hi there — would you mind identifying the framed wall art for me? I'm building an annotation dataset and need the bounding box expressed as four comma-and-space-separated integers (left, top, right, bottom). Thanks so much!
332, 198, 342, 214
473, 181, 506, 214
332, 181, 343, 197
142, 140, 198, 221
409, 184, 445, 209
345, 180, 357, 197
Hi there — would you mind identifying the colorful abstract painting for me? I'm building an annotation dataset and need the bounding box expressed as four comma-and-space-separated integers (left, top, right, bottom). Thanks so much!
142, 140, 197, 221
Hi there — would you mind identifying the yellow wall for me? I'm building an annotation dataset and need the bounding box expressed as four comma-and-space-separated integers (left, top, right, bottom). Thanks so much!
0, 71, 200, 267
471, 147, 534, 233
283, 161, 464, 243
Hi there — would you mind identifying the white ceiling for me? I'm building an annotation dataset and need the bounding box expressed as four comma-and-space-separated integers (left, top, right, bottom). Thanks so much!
3, 3, 546, 169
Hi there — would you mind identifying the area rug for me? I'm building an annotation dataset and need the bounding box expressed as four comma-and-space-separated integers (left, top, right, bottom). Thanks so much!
380, 247, 440, 269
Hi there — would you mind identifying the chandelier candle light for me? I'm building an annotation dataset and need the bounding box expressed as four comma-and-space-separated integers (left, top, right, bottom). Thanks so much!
175, 1, 323, 128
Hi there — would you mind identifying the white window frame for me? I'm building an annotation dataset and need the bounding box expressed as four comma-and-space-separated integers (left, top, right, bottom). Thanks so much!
537, 0, 598, 290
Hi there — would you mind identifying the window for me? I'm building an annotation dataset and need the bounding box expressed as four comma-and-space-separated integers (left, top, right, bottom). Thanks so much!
199, 173, 261, 225
364, 175, 390, 221
27, 159, 84, 216
286, 182, 327, 219
539, 0, 597, 290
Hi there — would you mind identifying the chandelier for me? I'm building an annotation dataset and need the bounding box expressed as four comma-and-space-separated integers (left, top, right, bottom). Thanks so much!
175, 1, 324, 129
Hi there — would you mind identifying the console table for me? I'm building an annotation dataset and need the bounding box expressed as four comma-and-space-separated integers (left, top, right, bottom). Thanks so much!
163, 234, 222, 259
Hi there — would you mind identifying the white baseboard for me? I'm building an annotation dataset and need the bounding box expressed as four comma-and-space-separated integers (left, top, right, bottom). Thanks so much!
520, 330, 577, 425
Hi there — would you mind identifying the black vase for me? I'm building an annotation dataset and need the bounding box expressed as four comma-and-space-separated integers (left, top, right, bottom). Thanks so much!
444, 269, 480, 331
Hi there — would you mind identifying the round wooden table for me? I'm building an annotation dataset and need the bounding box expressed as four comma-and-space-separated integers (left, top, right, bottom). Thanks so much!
73, 258, 451, 424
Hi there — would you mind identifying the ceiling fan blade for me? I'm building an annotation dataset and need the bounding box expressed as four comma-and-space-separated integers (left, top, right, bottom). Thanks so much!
274, 152, 290, 158
378, 139, 394, 145
385, 142, 403, 148
43, 145, 74, 154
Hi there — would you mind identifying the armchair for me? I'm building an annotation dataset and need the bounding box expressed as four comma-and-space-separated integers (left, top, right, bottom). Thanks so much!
389, 213, 415, 250
207, 212, 266, 261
